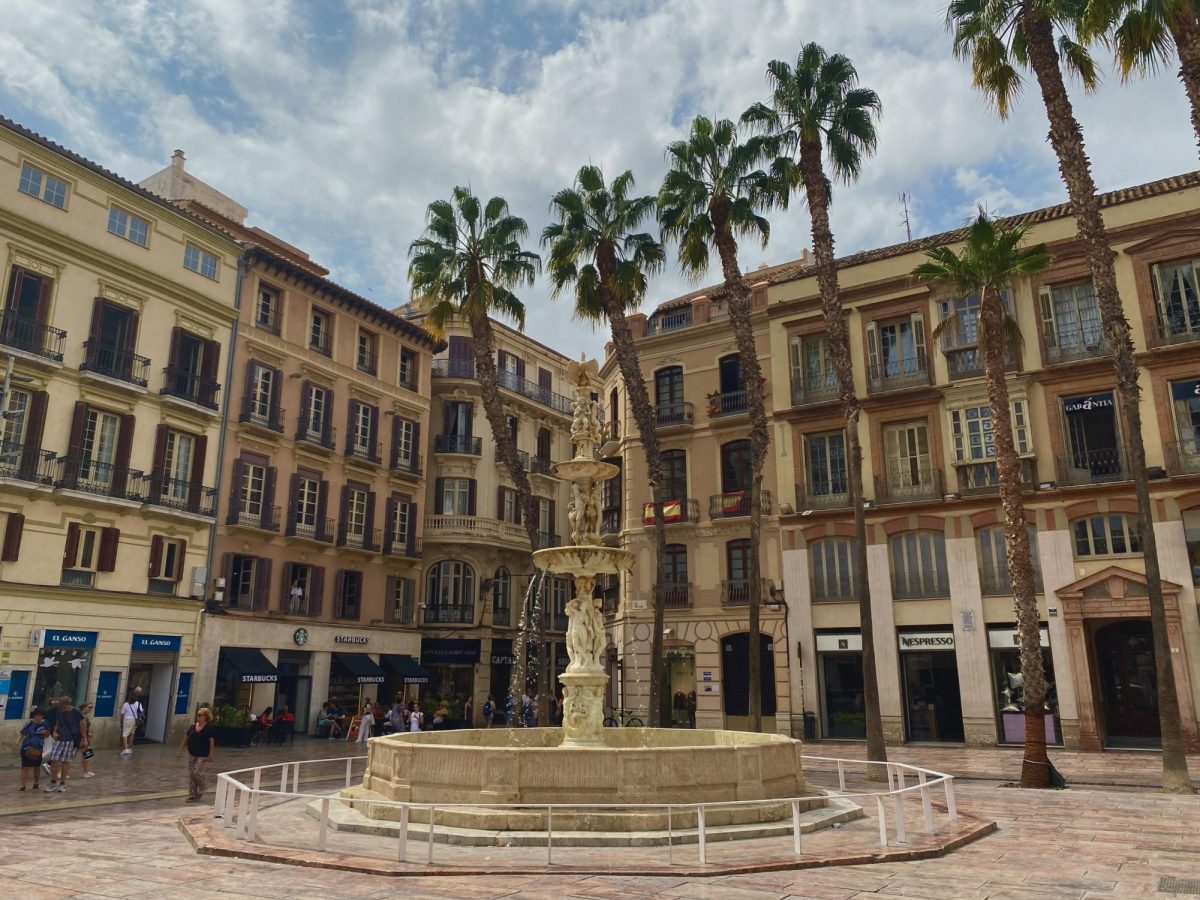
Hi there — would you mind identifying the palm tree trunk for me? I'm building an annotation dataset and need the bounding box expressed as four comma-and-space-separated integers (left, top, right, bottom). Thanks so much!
979, 286, 1050, 788
1168, 11, 1200, 154
711, 200, 769, 733
598, 246, 668, 727
466, 309, 548, 726
799, 139, 887, 776
1022, 9, 1194, 793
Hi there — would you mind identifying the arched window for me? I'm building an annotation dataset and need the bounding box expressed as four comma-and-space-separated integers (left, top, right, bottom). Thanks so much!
655, 366, 684, 408
889, 531, 949, 598
810, 538, 857, 602
492, 567, 511, 627
720, 440, 752, 494
425, 560, 475, 623
1072, 514, 1142, 558
661, 449, 687, 500
977, 525, 1042, 595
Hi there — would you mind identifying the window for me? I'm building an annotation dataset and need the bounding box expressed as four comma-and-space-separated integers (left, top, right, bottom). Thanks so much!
346, 488, 368, 538
394, 417, 416, 467
84, 300, 141, 383
1170, 379, 1200, 463
80, 408, 121, 487
725, 539, 754, 604
356, 329, 378, 374
1072, 515, 1142, 558
890, 531, 949, 598
426, 560, 475, 622
250, 364, 275, 421
665, 544, 688, 583
160, 430, 195, 506
4, 266, 53, 342
811, 538, 857, 601
552, 577, 570, 630
240, 463, 266, 518
805, 432, 847, 499
148, 536, 186, 594
442, 478, 472, 515
255, 285, 281, 333
492, 568, 512, 626
183, 243, 218, 280
660, 449, 687, 499
499, 487, 521, 524
353, 403, 375, 454
388, 576, 416, 624
505, 414, 519, 450
305, 385, 328, 437
866, 313, 926, 383
720, 439, 752, 494
949, 401, 1032, 491
399, 347, 418, 390
655, 366, 684, 408
445, 401, 472, 436
978, 525, 1042, 594
536, 427, 552, 462
789, 333, 836, 400
1040, 280, 1100, 352
62, 523, 116, 587
309, 307, 331, 354
883, 421, 931, 488
227, 556, 259, 610
18, 163, 67, 208
295, 476, 320, 530
1184, 509, 1200, 585
537, 497, 553, 538
0, 389, 29, 447
284, 562, 322, 615
336, 570, 364, 620
1153, 259, 1200, 337
1062, 392, 1122, 481
107, 206, 149, 246
64, 526, 100, 571
390, 497, 411, 548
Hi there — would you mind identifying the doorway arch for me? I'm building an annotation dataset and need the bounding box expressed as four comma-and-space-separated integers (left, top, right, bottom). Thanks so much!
1093, 620, 1160, 748
721, 632, 776, 726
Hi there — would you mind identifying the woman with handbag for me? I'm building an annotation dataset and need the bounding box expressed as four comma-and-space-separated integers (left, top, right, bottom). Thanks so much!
18, 708, 48, 791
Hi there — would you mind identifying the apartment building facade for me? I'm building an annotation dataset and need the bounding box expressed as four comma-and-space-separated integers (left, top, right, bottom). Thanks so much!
414, 316, 584, 716
768, 172, 1200, 751
599, 292, 791, 733
0, 119, 241, 750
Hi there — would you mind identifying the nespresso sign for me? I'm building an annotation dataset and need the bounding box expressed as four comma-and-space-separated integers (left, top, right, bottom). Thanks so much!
898, 632, 955, 652
334, 635, 368, 644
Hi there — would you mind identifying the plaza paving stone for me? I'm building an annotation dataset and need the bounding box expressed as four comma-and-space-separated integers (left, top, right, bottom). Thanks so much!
0, 738, 1198, 897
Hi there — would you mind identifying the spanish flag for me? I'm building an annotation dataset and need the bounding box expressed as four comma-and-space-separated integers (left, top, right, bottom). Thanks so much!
643, 499, 682, 525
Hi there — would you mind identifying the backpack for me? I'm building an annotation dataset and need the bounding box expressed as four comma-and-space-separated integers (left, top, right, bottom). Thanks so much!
483, 700, 492, 719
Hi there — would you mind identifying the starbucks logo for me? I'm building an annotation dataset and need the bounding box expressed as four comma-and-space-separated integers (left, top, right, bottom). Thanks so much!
293, 628, 309, 646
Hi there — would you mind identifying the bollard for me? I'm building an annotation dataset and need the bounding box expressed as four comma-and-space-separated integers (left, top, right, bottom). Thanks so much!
792, 799, 802, 854
397, 804, 409, 862
945, 777, 958, 821
697, 805, 707, 865
345, 758, 353, 787
892, 791, 906, 844
837, 759, 846, 792
918, 770, 934, 832
875, 795, 888, 847
317, 797, 329, 851
546, 806, 553, 866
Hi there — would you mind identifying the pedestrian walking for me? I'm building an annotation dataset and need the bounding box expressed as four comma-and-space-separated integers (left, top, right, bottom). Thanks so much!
463, 695, 474, 727
407, 701, 424, 733
177, 707, 215, 803
355, 703, 374, 743
44, 696, 87, 793
18, 709, 48, 792
119, 691, 144, 757
483, 694, 495, 728
78, 703, 96, 778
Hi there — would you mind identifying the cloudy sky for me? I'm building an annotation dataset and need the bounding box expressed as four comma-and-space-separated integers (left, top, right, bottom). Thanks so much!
1, 0, 1196, 358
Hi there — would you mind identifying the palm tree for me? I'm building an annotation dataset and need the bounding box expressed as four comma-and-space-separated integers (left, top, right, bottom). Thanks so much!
1079, 0, 1200, 153
543, 165, 669, 725
659, 116, 794, 732
949, 0, 1195, 793
742, 43, 889, 772
913, 210, 1053, 788
409, 187, 547, 724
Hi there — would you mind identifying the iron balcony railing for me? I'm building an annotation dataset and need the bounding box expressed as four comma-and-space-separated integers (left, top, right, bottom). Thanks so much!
979, 568, 1044, 597
286, 514, 334, 543
345, 438, 382, 465
1043, 323, 1109, 364
53, 456, 145, 501
875, 466, 945, 505
337, 525, 381, 552
296, 422, 336, 451
654, 401, 694, 428
384, 533, 422, 558
1165, 441, 1200, 476
892, 575, 951, 600
601, 506, 621, 535
226, 504, 281, 532
0, 311, 66, 362
867, 351, 929, 393
333, 599, 361, 622
356, 347, 378, 375
431, 357, 476, 379
602, 420, 620, 444
529, 455, 556, 477
720, 578, 772, 607
146, 476, 217, 517
238, 393, 285, 432
495, 448, 530, 471
955, 458, 1036, 496
0, 441, 55, 484
708, 490, 773, 519
424, 604, 474, 625
1056, 448, 1128, 485
1147, 314, 1200, 348
161, 366, 220, 410
431, 358, 575, 414
707, 390, 748, 418
795, 482, 851, 511
791, 378, 839, 407
434, 433, 482, 455
492, 604, 512, 628
390, 449, 422, 476
663, 581, 692, 608
646, 308, 693, 334
253, 308, 281, 336
641, 497, 700, 525
536, 531, 562, 549
943, 347, 1020, 380
81, 341, 150, 387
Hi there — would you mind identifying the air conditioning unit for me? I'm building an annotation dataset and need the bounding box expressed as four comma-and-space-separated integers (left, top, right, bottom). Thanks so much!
189, 566, 209, 599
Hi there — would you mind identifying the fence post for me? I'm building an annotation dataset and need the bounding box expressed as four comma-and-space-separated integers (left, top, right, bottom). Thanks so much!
918, 770, 934, 832
345, 758, 353, 787
945, 777, 958, 822
247, 790, 260, 843
280, 763, 289, 793
792, 799, 802, 854
667, 806, 673, 866
892, 791, 907, 844
224, 787, 238, 830
546, 806, 553, 866
427, 806, 435, 865
697, 805, 707, 865
397, 804, 409, 862
317, 797, 329, 851
875, 796, 888, 848
292, 763, 301, 793
837, 759, 845, 792
214, 776, 227, 818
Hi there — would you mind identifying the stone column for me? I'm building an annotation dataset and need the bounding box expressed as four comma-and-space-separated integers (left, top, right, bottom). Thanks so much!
1036, 528, 1081, 748
866, 542, 905, 743
946, 535, 996, 746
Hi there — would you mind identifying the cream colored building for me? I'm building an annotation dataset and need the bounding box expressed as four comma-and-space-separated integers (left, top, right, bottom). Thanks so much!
0, 118, 241, 750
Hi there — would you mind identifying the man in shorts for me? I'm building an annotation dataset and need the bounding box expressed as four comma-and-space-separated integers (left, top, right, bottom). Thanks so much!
120, 690, 143, 757
44, 696, 87, 793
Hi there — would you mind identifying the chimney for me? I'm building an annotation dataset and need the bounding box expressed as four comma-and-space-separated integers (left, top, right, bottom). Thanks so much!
800, 248, 812, 266
171, 149, 186, 173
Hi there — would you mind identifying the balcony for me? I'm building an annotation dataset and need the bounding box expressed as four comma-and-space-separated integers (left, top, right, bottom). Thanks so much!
334, 600, 361, 622
663, 581, 692, 608
337, 525, 381, 552
709, 490, 773, 519
431, 358, 476, 379
1165, 441, 1200, 476
943, 346, 1020, 380
529, 456, 556, 478
81, 341, 150, 388
424, 514, 527, 544
892, 576, 951, 600
384, 533, 422, 558
601, 420, 620, 447
296, 422, 336, 452
795, 482, 851, 511
720, 578, 772, 607
0, 441, 55, 485
654, 401, 694, 430
1056, 448, 1129, 486
226, 504, 281, 532
646, 308, 693, 334
536, 531, 562, 549
496, 448, 530, 471
1147, 314, 1200, 348
145, 476, 216, 517
161, 366, 220, 410
0, 311, 65, 362
707, 390, 748, 419
253, 308, 281, 336
53, 457, 145, 502
345, 439, 382, 466
286, 515, 334, 543
431, 358, 575, 414
601, 506, 622, 536
356, 348, 378, 376
875, 466, 945, 505
791, 378, 839, 407
390, 449, 423, 477
1043, 324, 1109, 365
979, 568, 1044, 597
491, 603, 512, 628
238, 393, 284, 433
867, 352, 929, 394
434, 434, 482, 455
956, 458, 1036, 496
424, 604, 475, 625
641, 497, 700, 525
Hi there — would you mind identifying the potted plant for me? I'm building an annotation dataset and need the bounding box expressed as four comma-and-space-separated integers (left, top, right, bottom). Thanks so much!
207, 703, 256, 747
705, 391, 721, 416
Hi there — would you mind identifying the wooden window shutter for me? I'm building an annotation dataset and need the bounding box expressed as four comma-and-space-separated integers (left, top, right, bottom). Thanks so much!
229, 458, 247, 514
911, 312, 926, 361
34, 273, 51, 322
549, 500, 556, 536
262, 466, 278, 527
221, 553, 234, 605
364, 490, 377, 537
339, 484, 351, 523
151, 424, 169, 494
200, 339, 220, 402
2, 512, 25, 562
126, 309, 140, 353
286, 473, 301, 528
298, 381, 313, 433
515, 357, 526, 380
87, 299, 104, 342
496, 486, 505, 519
62, 522, 80, 568
188, 435, 207, 508
334, 568, 345, 616
322, 388, 334, 443
98, 527, 120, 572
385, 574, 397, 621
1038, 286, 1056, 348
24, 391, 48, 449
467, 479, 477, 516
253, 558, 272, 611
66, 400, 87, 456
865, 322, 879, 374
513, 491, 522, 524
538, 367, 551, 391
269, 365, 282, 414
345, 400, 358, 454
384, 495, 397, 544
148, 535, 163, 577
434, 477, 445, 512
174, 539, 187, 581
368, 406, 379, 459
310, 566, 325, 615
412, 422, 421, 461
390, 414, 401, 460
406, 503, 418, 553
167, 327, 182, 370
112, 414, 136, 495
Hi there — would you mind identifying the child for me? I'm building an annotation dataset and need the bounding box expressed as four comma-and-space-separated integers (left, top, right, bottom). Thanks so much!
18, 709, 48, 792
78, 703, 96, 778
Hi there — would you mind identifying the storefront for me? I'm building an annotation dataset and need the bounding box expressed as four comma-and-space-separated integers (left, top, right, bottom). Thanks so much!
490, 638, 517, 705
126, 633, 182, 743
661, 645, 696, 728
214, 646, 279, 710
32, 629, 97, 713
328, 653, 386, 710
722, 632, 777, 728
380, 654, 430, 707
898, 630, 964, 743
420, 638, 480, 703
816, 632, 865, 740
274, 650, 313, 732
987, 625, 1062, 745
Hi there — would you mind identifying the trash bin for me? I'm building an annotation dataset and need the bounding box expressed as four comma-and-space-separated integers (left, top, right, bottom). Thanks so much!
803, 711, 817, 740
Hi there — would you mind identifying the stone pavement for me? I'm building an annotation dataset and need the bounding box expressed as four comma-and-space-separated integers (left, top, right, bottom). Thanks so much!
1, 739, 1198, 898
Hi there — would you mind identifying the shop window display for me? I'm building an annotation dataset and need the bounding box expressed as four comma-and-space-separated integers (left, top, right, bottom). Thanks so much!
33, 646, 93, 712
988, 627, 1061, 745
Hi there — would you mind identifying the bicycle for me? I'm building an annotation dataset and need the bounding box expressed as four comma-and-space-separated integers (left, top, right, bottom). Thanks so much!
602, 708, 644, 728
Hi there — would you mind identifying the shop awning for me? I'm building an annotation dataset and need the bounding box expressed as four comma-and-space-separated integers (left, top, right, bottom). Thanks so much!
219, 647, 278, 684
333, 653, 385, 684
381, 654, 430, 685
